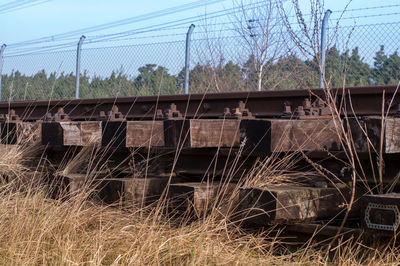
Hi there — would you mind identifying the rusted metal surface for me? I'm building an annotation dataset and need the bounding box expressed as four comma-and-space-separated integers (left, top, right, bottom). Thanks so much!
222, 101, 254, 119
163, 103, 183, 119
99, 105, 124, 121
0, 109, 21, 122
361, 193, 400, 236
283, 98, 332, 119
0, 85, 397, 121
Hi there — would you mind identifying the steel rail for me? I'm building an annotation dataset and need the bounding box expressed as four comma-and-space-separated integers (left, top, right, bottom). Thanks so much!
0, 85, 398, 121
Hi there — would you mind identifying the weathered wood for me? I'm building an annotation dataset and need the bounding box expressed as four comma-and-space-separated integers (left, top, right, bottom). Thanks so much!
168, 182, 237, 217
240, 119, 271, 152
18, 122, 42, 144
163, 120, 190, 147
384, 118, 400, 153
101, 121, 126, 148
164, 119, 270, 150
80, 121, 102, 145
64, 174, 88, 194
239, 185, 351, 225
164, 118, 340, 152
189, 119, 240, 148
122, 175, 182, 206
61, 123, 81, 145
362, 117, 400, 154
57, 173, 182, 206
346, 118, 368, 153
270, 119, 341, 152
42, 121, 101, 146
0, 122, 41, 144
126, 121, 164, 147
38, 117, 346, 153
42, 122, 62, 146
47, 173, 87, 199
285, 224, 361, 237
0, 122, 17, 144
53, 173, 122, 202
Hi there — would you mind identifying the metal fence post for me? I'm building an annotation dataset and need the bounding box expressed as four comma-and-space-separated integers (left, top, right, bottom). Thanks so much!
0, 44, 6, 101
75, 35, 86, 99
184, 24, 195, 94
319, 9, 332, 89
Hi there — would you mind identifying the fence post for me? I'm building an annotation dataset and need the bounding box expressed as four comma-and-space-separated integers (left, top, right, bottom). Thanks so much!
75, 35, 86, 99
319, 9, 332, 89
184, 24, 195, 94
0, 44, 6, 101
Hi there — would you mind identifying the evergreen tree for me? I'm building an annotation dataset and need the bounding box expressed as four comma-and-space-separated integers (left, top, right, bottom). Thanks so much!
345, 47, 372, 86
264, 54, 316, 90
2, 44, 400, 101
373, 46, 400, 85
135, 64, 178, 95
221, 61, 243, 91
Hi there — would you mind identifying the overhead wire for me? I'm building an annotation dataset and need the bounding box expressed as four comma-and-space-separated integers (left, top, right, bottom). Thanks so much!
9, 1, 398, 48
0, 0, 37, 11
6, 0, 268, 54
4, 1, 400, 56
7, 0, 278, 49
7, 0, 227, 48
79, 0, 271, 44
0, 0, 52, 14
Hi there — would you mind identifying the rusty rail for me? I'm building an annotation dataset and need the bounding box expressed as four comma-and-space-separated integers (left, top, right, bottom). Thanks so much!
0, 85, 398, 121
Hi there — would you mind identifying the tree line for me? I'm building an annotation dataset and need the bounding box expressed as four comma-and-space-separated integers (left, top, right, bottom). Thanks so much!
1, 45, 399, 100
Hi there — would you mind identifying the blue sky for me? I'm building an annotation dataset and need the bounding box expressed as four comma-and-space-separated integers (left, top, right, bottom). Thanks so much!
1, 0, 399, 45
3, 0, 232, 44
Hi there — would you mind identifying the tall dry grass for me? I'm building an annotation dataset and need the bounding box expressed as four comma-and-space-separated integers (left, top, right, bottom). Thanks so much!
0, 142, 398, 265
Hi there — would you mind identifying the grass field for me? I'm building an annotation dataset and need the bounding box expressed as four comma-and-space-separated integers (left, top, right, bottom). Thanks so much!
0, 143, 398, 265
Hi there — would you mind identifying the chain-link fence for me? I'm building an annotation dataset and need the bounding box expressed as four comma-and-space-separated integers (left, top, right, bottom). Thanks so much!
1, 4, 399, 100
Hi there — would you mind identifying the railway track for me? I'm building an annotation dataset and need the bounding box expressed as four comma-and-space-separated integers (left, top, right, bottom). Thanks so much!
0, 85, 398, 121
2, 84, 400, 240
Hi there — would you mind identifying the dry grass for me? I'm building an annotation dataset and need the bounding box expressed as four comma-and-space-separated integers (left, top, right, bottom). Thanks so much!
0, 144, 397, 265
0, 144, 31, 177
0, 185, 399, 265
